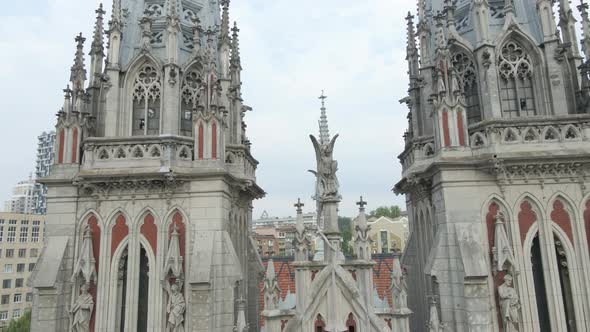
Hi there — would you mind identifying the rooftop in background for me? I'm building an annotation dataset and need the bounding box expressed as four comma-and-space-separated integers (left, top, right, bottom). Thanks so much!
253, 210, 317, 228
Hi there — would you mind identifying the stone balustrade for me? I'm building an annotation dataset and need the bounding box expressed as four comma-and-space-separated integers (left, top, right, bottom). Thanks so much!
468, 115, 590, 149
81, 136, 195, 170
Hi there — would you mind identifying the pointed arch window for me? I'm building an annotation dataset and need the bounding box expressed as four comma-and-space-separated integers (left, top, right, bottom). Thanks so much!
132, 65, 161, 136
452, 51, 481, 124
498, 41, 536, 118
180, 69, 203, 137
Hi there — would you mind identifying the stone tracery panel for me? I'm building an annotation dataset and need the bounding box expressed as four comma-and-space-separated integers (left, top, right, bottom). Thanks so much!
451, 51, 481, 124
132, 64, 162, 136
498, 40, 536, 117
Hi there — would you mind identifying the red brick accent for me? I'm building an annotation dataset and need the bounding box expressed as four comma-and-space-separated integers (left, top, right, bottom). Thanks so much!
211, 121, 217, 160
385, 318, 392, 329
198, 123, 204, 160
281, 320, 288, 330
311, 270, 318, 281
442, 111, 451, 147
349, 270, 357, 281
457, 110, 465, 146
550, 200, 574, 245
111, 214, 128, 258
58, 129, 65, 164
168, 212, 186, 259
71, 127, 78, 163
584, 200, 590, 251
140, 214, 157, 254
518, 201, 536, 244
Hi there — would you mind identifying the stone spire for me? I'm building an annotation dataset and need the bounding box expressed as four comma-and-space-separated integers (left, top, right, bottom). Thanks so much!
406, 12, 419, 84
230, 22, 242, 70
89, 4, 105, 87
70, 33, 87, 92
219, 0, 231, 47
165, 0, 181, 64
219, 0, 231, 79
318, 90, 330, 146
579, 0, 590, 60
263, 259, 281, 311
444, 0, 457, 34
106, 0, 122, 67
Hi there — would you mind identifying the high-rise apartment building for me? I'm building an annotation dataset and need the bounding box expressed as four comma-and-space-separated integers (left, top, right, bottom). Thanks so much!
33, 131, 56, 215
3, 178, 35, 215
0, 213, 44, 328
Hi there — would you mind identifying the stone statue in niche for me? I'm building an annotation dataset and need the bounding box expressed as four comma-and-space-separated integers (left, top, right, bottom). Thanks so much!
498, 274, 520, 332
70, 283, 94, 332
162, 279, 186, 332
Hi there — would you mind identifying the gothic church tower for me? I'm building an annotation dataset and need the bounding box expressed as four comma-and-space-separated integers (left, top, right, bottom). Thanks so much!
396, 0, 590, 331
30, 1, 264, 331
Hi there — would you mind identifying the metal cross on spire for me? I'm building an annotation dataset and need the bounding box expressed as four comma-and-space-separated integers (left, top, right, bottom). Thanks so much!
356, 196, 367, 210
294, 198, 304, 213
318, 90, 330, 146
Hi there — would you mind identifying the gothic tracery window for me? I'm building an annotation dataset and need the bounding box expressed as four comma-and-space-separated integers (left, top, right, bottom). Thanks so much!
498, 41, 536, 118
180, 69, 203, 137
132, 65, 161, 136
452, 51, 481, 124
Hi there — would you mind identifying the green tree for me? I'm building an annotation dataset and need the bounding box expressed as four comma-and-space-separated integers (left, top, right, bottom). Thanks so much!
4, 309, 30, 332
368, 205, 402, 219
338, 216, 353, 256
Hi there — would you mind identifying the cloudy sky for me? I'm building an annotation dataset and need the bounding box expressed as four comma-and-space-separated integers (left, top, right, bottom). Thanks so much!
0, 0, 414, 218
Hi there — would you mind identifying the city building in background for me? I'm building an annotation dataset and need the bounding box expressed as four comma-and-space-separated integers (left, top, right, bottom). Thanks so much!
353, 215, 409, 254
0, 213, 44, 328
33, 131, 56, 215
253, 210, 317, 228
253, 213, 319, 257
3, 177, 35, 215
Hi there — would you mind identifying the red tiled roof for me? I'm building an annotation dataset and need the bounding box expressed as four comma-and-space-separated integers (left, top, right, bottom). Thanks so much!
258, 254, 396, 327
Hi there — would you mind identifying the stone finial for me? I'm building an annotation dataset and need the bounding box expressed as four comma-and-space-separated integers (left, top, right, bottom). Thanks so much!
233, 298, 248, 332
70, 33, 87, 92
71, 225, 97, 284
263, 259, 281, 310
427, 298, 444, 332
492, 211, 516, 273
356, 196, 368, 230
163, 223, 184, 279
443, 0, 456, 32
90, 4, 105, 56
391, 257, 410, 313
318, 90, 330, 146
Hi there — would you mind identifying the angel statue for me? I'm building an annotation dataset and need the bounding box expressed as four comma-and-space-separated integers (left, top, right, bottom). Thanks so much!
162, 279, 186, 332
309, 134, 340, 200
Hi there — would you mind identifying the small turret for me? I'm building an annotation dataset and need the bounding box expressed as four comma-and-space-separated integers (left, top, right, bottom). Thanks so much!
405, 12, 419, 87
230, 22, 242, 87
293, 198, 312, 261
219, 0, 231, 79
318, 91, 330, 146
106, 0, 122, 68
354, 196, 371, 261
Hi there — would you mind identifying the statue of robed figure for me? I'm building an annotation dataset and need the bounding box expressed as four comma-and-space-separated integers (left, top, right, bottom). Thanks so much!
309, 134, 340, 201
70, 283, 94, 332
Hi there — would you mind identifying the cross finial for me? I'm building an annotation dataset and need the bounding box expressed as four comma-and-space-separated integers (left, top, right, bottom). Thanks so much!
319, 90, 327, 110
294, 198, 304, 213
356, 196, 367, 210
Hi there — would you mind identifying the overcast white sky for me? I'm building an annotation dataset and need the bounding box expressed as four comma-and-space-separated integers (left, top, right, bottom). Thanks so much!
0, 0, 414, 218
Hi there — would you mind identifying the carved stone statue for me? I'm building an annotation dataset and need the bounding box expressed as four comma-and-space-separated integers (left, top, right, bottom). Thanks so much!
70, 283, 94, 332
309, 134, 340, 200
498, 274, 520, 332
162, 279, 186, 332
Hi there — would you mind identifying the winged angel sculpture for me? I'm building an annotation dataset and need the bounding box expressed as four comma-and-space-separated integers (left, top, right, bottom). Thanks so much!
309, 134, 340, 201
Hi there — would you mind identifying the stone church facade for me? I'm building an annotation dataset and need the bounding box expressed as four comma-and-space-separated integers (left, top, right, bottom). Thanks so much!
30, 0, 264, 331
396, 0, 590, 331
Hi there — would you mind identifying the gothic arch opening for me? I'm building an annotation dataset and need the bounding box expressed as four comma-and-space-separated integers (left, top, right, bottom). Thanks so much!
451, 49, 481, 124
497, 40, 537, 117
137, 245, 150, 332
115, 245, 129, 332
132, 63, 161, 136
553, 234, 577, 331
530, 233, 551, 331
